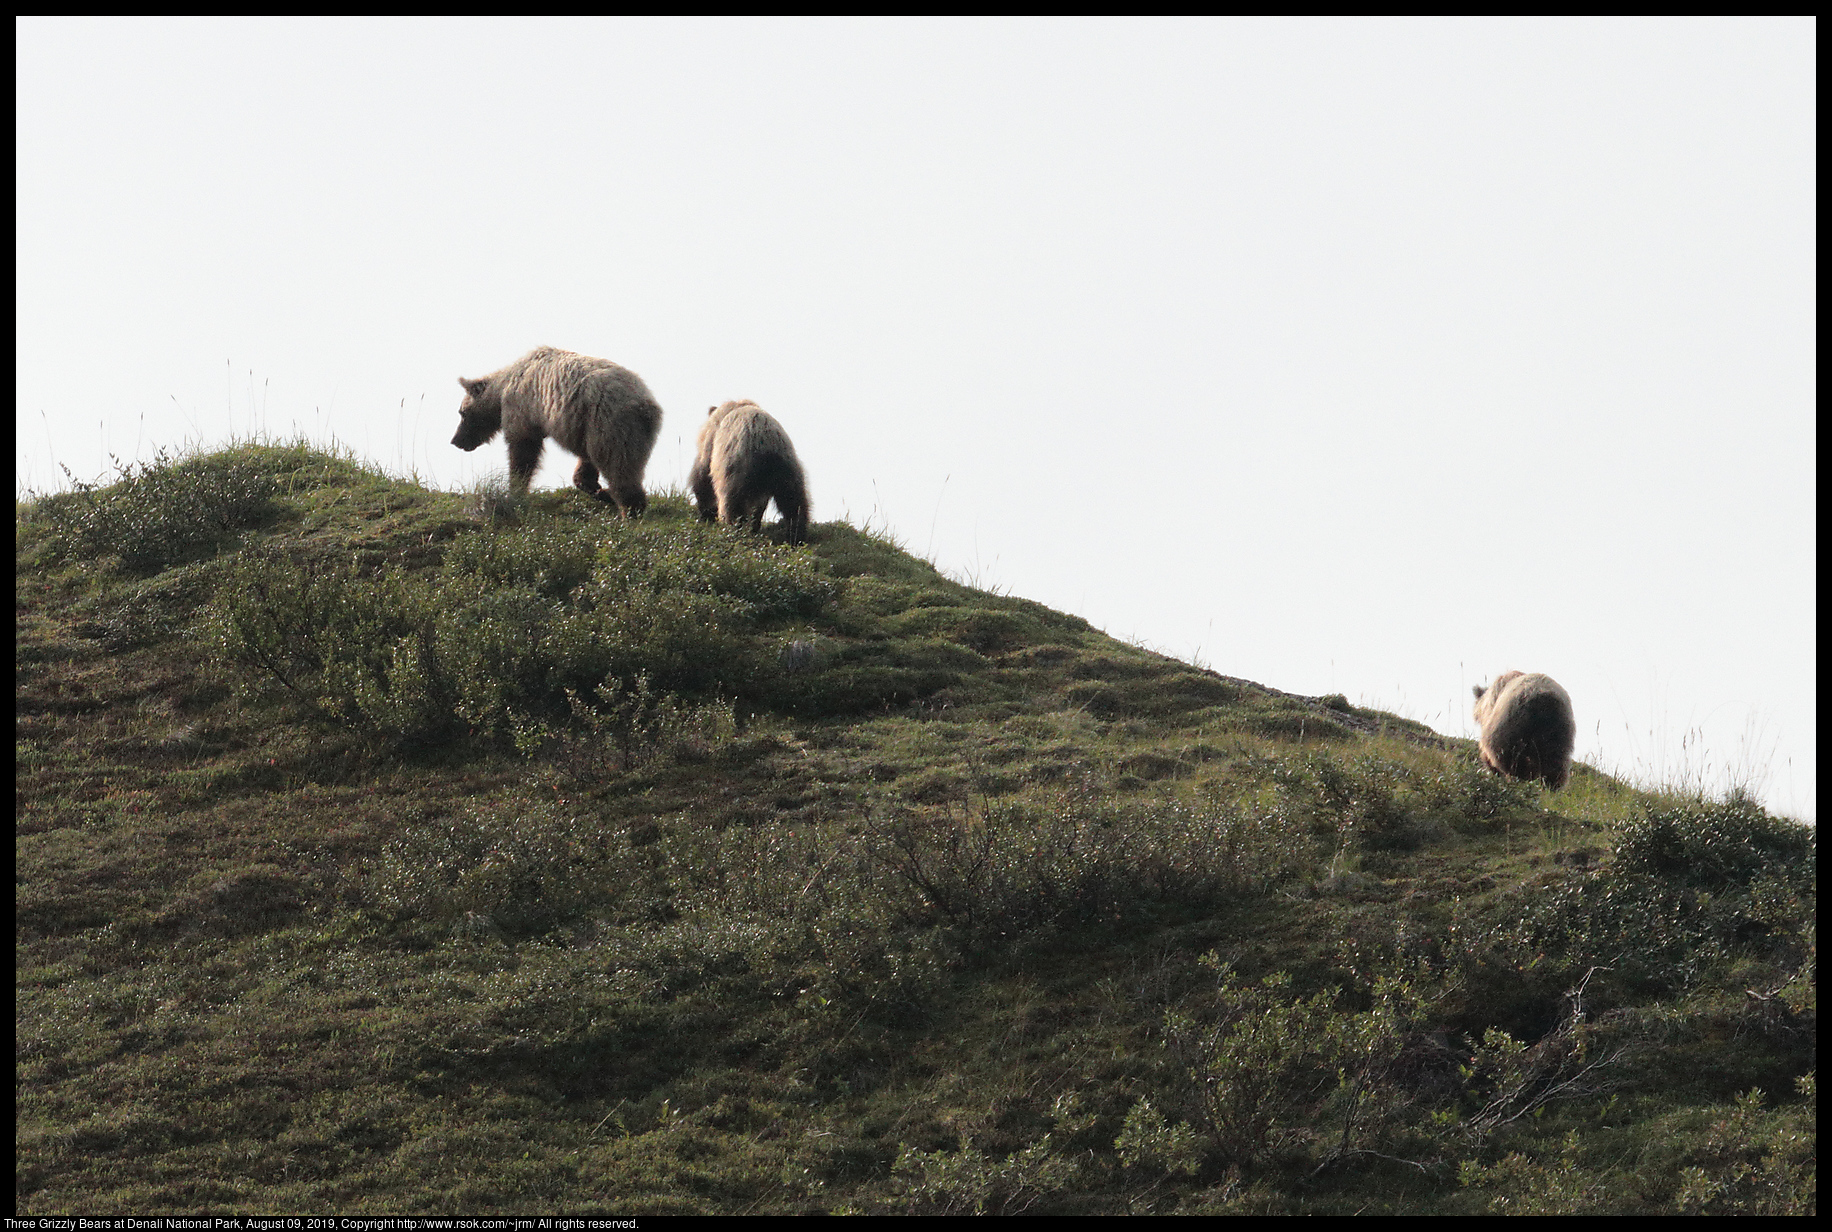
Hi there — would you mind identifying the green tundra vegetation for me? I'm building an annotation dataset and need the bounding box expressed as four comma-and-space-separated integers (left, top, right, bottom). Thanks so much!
16, 443, 1815, 1215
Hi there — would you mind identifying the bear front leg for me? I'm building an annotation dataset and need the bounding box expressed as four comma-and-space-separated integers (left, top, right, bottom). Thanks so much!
506, 434, 545, 497
607, 477, 648, 518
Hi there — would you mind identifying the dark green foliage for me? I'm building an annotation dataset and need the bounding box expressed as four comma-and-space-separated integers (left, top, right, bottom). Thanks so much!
592, 523, 839, 621
863, 785, 1311, 938
1670, 1082, 1817, 1215
1164, 960, 1432, 1169
373, 802, 627, 938
1268, 751, 1548, 853
1470, 797, 1815, 1001
1425, 757, 1544, 822
441, 521, 597, 597
1460, 1082, 1817, 1216
891, 1093, 1094, 1215
204, 547, 452, 739
1274, 751, 1433, 850
1612, 795, 1815, 892
546, 675, 736, 776
29, 448, 280, 573
206, 515, 834, 747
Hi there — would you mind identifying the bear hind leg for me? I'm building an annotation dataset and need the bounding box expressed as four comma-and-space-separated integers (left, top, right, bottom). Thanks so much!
573, 458, 616, 504
778, 498, 809, 545
688, 465, 718, 522
719, 493, 765, 533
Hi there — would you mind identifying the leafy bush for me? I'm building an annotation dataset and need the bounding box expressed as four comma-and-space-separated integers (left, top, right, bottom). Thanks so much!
1163, 958, 1430, 1169
892, 1093, 1094, 1215
205, 547, 431, 712
1422, 757, 1544, 822
1612, 796, 1815, 892
1455, 797, 1815, 1005
863, 783, 1313, 937
372, 802, 625, 937
1271, 750, 1550, 851
893, 1136, 1078, 1215
1274, 752, 1438, 850
441, 521, 597, 597
1452, 968, 1636, 1146
593, 525, 839, 620
543, 674, 736, 771
1457, 1130, 1627, 1215
1460, 1079, 1817, 1215
204, 548, 455, 739
31, 449, 278, 573
1671, 1081, 1817, 1215
208, 517, 836, 747
1163, 958, 1635, 1178
1113, 1099, 1202, 1178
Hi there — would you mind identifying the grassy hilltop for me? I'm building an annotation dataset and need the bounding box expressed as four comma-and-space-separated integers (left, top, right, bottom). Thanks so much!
16, 443, 1815, 1215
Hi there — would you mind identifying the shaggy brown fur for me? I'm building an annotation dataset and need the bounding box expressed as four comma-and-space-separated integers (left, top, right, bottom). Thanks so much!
451, 346, 662, 515
1472, 671, 1576, 791
687, 400, 810, 543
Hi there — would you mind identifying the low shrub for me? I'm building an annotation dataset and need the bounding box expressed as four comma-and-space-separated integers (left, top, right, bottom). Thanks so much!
1671, 1081, 1817, 1215
593, 525, 839, 620
207, 516, 836, 748
893, 1095, 1093, 1215
1422, 757, 1544, 823
1454, 797, 1816, 1006
542, 674, 736, 772
371, 802, 626, 938
1612, 795, 1815, 893
31, 449, 279, 573
862, 783, 1314, 938
1273, 752, 1438, 851
1162, 958, 1433, 1170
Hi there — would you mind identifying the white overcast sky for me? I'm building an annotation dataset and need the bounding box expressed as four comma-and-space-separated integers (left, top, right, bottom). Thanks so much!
16, 17, 1816, 820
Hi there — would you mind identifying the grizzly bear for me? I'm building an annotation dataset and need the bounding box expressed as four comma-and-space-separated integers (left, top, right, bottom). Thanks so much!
451, 346, 662, 516
687, 400, 810, 544
1472, 671, 1576, 791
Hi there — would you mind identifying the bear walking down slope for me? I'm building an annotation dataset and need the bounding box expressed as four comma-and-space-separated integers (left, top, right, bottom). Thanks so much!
452, 346, 662, 516
1472, 671, 1576, 791
688, 400, 810, 544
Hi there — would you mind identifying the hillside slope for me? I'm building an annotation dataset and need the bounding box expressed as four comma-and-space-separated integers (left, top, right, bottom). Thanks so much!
16, 445, 1815, 1214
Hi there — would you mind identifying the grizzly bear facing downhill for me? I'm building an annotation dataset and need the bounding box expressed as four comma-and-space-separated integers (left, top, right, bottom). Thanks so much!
687, 400, 810, 544
452, 346, 662, 516
1472, 671, 1576, 791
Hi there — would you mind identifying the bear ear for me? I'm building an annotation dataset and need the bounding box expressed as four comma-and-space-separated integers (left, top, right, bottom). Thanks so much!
1472, 683, 1488, 700
460, 377, 487, 395
707, 406, 717, 415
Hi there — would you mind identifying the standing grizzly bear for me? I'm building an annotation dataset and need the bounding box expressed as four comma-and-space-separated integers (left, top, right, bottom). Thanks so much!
451, 346, 662, 516
1472, 671, 1576, 791
687, 400, 810, 544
